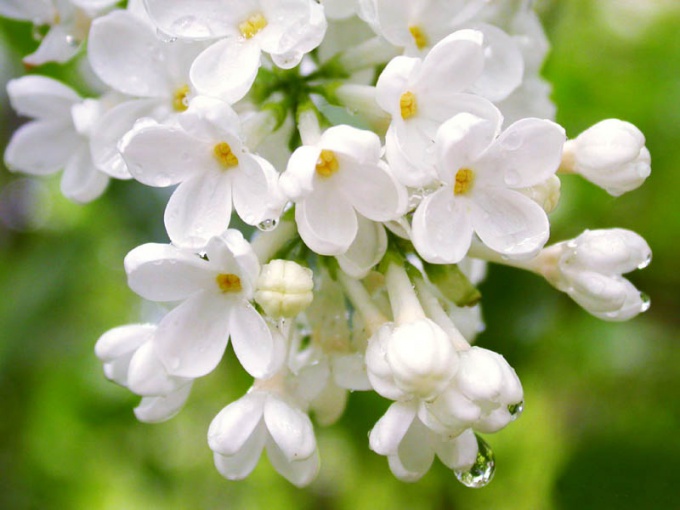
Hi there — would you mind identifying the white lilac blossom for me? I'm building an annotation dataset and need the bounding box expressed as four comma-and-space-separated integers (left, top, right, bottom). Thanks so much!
143, 0, 327, 103
560, 119, 651, 196
121, 97, 282, 248
411, 112, 565, 264
4, 75, 111, 203
1, 0, 655, 490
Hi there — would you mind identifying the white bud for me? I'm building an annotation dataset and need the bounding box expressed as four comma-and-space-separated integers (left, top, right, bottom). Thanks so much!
385, 318, 458, 400
94, 324, 155, 387
565, 119, 651, 196
562, 228, 651, 275
254, 260, 314, 318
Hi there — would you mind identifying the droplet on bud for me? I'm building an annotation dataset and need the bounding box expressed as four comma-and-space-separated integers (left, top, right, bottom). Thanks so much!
637, 252, 652, 270
508, 401, 524, 419
639, 292, 651, 313
454, 435, 495, 488
257, 218, 279, 231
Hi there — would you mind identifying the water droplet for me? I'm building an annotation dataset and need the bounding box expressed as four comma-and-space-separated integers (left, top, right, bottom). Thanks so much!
257, 218, 279, 231
454, 435, 495, 488
508, 401, 524, 419
65, 34, 80, 47
156, 28, 177, 43
637, 252, 652, 270
31, 23, 48, 41
639, 292, 651, 313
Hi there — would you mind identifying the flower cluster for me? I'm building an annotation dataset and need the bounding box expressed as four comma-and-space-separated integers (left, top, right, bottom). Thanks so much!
2, 0, 652, 488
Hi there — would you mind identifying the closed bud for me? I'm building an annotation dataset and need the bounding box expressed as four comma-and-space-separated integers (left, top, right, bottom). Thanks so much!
254, 260, 314, 318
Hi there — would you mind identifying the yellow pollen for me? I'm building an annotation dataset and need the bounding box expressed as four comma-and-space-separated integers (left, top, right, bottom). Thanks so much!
172, 84, 190, 112
239, 13, 268, 39
216, 273, 242, 293
409, 25, 428, 50
213, 142, 239, 169
399, 91, 417, 120
315, 149, 339, 177
454, 168, 475, 195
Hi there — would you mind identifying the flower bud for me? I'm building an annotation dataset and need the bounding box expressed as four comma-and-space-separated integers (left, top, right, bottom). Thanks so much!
565, 119, 651, 196
562, 228, 651, 275
254, 260, 314, 318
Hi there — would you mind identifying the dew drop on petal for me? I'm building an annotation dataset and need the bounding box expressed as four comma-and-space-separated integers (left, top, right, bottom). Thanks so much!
65, 34, 80, 47
31, 23, 47, 41
639, 292, 651, 313
257, 218, 279, 232
156, 28, 177, 43
454, 435, 496, 488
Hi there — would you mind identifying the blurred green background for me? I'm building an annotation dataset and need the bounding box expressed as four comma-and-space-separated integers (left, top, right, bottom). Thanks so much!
0, 1, 678, 508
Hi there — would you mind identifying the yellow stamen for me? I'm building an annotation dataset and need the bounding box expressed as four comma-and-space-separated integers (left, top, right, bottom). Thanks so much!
409, 25, 428, 50
172, 85, 190, 112
239, 13, 268, 39
315, 149, 339, 177
399, 91, 417, 120
213, 142, 239, 169
454, 168, 475, 195
216, 273, 242, 293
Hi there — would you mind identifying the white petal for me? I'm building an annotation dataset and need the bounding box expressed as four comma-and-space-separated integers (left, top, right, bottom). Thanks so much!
310, 381, 348, 426
0, 0, 52, 22
435, 429, 478, 471
127, 341, 187, 396
165, 173, 233, 249
208, 392, 266, 455
477, 118, 565, 188
280, 145, 320, 201
396, 418, 435, 478
23, 25, 80, 66
375, 56, 418, 115
60, 145, 109, 203
320, 124, 382, 164
266, 439, 320, 487
144, 0, 241, 39
7, 75, 79, 120
471, 187, 549, 256
214, 425, 267, 480
384, 125, 437, 188
337, 215, 387, 279
134, 382, 193, 423
155, 291, 232, 377
122, 124, 212, 187
339, 161, 407, 222
88, 10, 173, 97
369, 401, 417, 456
95, 324, 154, 362
190, 39, 261, 104
124, 243, 216, 301
203, 230, 260, 296
467, 23, 524, 102
296, 182, 358, 256
414, 29, 485, 96
232, 155, 275, 226
229, 302, 279, 379
5, 120, 80, 175
264, 395, 316, 462
412, 189, 474, 264
331, 352, 372, 391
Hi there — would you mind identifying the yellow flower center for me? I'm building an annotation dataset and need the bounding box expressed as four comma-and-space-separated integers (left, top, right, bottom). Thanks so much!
213, 142, 239, 169
399, 91, 417, 120
454, 168, 475, 195
239, 13, 268, 39
216, 273, 242, 293
315, 149, 339, 177
408, 25, 428, 50
172, 84, 190, 112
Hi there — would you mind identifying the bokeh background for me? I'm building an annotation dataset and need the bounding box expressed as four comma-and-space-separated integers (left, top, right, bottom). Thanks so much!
0, 1, 678, 508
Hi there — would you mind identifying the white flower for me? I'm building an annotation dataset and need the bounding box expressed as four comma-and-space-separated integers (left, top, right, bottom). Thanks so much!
376, 29, 509, 187
254, 259, 314, 319
369, 400, 480, 482
336, 214, 388, 279
124, 230, 284, 379
87, 8, 206, 178
143, 0, 327, 103
279, 124, 407, 256
411, 112, 565, 264
547, 229, 651, 321
208, 389, 319, 487
95, 324, 194, 423
4, 75, 110, 203
424, 347, 523, 435
562, 119, 651, 196
0, 0, 117, 66
121, 96, 281, 249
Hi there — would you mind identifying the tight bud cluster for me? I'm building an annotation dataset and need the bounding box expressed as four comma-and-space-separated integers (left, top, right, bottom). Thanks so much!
1, 0, 652, 489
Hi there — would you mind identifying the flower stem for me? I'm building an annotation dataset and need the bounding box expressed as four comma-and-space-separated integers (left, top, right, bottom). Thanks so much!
384, 261, 426, 325
337, 270, 388, 335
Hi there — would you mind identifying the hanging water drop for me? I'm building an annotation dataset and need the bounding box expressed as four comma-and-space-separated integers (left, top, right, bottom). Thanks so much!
637, 252, 652, 270
156, 28, 177, 43
454, 435, 495, 488
257, 218, 279, 231
639, 292, 651, 313
508, 401, 524, 419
